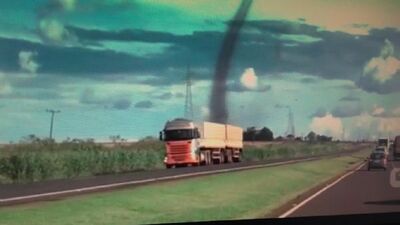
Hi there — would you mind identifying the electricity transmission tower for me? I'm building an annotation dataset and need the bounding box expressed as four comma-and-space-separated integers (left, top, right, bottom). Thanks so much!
46, 109, 61, 140
342, 126, 345, 141
184, 67, 194, 120
285, 106, 295, 137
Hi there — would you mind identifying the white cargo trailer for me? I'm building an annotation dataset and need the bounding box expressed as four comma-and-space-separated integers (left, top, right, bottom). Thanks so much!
160, 118, 243, 168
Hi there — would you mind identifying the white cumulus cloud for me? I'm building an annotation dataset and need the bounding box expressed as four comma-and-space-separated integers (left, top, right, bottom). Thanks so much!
363, 39, 400, 83
60, 0, 76, 11
240, 68, 258, 89
371, 105, 385, 116
18, 51, 40, 74
39, 19, 76, 44
310, 113, 343, 139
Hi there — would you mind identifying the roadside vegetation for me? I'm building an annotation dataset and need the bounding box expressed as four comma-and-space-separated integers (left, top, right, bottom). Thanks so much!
0, 150, 369, 225
0, 135, 365, 183
242, 142, 358, 161
0, 136, 165, 183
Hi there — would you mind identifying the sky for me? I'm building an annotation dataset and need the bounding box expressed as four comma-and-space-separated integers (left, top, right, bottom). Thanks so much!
1, 0, 400, 143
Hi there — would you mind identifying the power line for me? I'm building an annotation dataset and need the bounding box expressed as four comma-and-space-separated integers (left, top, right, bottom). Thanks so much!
46, 109, 61, 140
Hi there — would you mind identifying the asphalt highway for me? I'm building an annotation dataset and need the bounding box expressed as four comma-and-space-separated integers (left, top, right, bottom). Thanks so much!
285, 152, 400, 217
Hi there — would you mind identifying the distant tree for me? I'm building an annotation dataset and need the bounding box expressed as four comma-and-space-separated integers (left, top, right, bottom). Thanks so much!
256, 127, 274, 141
20, 134, 41, 144
295, 136, 303, 141
316, 135, 332, 142
141, 136, 158, 141
243, 127, 257, 141
306, 131, 317, 143
275, 136, 284, 141
109, 135, 121, 144
286, 134, 295, 140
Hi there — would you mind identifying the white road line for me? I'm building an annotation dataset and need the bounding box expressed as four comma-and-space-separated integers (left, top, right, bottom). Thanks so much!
0, 157, 317, 204
278, 161, 366, 218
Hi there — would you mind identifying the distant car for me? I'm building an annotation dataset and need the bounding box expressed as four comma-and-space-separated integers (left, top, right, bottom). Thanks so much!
368, 152, 387, 171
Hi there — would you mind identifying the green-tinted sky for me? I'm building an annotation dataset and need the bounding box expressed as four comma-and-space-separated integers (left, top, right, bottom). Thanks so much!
1, 0, 400, 142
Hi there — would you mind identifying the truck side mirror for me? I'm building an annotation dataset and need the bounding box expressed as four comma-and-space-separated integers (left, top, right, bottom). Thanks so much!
159, 131, 163, 141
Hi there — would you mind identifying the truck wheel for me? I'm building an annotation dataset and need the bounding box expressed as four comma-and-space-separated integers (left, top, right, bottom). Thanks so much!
234, 151, 242, 162
166, 164, 172, 169
226, 150, 233, 163
205, 151, 211, 165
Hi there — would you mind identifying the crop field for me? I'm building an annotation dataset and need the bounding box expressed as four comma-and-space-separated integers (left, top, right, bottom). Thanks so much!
0, 138, 363, 184
0, 149, 370, 225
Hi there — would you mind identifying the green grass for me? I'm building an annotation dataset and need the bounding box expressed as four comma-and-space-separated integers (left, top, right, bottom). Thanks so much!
0, 149, 369, 225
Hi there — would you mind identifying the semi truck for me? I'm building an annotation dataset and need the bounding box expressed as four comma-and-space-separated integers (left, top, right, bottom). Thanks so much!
377, 138, 389, 148
393, 135, 400, 161
159, 118, 243, 168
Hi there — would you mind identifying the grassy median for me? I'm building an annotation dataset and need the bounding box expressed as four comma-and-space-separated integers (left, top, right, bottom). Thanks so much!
0, 149, 369, 225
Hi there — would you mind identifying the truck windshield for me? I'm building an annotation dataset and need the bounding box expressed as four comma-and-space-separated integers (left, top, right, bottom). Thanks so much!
164, 129, 194, 141
371, 153, 384, 160
378, 139, 388, 146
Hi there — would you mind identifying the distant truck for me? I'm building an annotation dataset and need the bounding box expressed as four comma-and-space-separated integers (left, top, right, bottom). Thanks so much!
377, 138, 390, 151
393, 136, 400, 161
159, 118, 243, 168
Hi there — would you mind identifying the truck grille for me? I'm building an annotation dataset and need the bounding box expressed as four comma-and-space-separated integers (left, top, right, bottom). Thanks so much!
169, 144, 190, 154
167, 143, 191, 162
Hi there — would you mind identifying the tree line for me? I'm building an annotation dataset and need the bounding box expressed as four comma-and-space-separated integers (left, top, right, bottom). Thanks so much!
242, 127, 333, 142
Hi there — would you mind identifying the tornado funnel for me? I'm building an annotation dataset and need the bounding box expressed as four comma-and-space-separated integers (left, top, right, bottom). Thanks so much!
209, 0, 253, 123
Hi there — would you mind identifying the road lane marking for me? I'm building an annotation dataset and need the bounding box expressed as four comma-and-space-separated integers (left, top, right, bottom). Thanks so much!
278, 161, 366, 218
0, 157, 318, 204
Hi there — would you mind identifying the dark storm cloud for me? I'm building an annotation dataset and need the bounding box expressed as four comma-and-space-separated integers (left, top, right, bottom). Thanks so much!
299, 77, 319, 83
66, 26, 190, 44
310, 107, 327, 118
331, 103, 363, 117
155, 92, 173, 100
0, 37, 149, 75
80, 88, 131, 110
0, 90, 63, 100
112, 98, 131, 110
1, 19, 399, 93
334, 83, 359, 90
357, 72, 400, 94
134, 100, 153, 109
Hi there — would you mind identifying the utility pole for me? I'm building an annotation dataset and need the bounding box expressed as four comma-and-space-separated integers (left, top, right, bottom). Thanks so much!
342, 126, 345, 141
46, 109, 61, 140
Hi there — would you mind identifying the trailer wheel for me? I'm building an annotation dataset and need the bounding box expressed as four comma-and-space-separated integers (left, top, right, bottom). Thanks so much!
203, 150, 211, 165
220, 150, 225, 164
233, 150, 242, 162
225, 150, 233, 163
